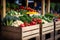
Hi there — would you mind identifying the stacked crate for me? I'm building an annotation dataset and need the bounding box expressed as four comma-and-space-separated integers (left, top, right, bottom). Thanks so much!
55, 21, 60, 40
41, 22, 54, 40
1, 24, 40, 40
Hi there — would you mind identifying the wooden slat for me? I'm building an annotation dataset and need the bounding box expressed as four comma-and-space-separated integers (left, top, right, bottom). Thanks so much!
22, 24, 40, 32
23, 34, 39, 40
56, 28, 60, 30
21, 24, 40, 40
55, 21, 60, 30
42, 30, 54, 34
43, 22, 53, 28
56, 25, 60, 28
42, 26, 54, 32
56, 21, 60, 24
22, 29, 39, 37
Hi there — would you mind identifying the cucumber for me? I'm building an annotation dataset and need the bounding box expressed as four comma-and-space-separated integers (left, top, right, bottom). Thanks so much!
23, 14, 32, 23
19, 16, 28, 22
43, 16, 52, 22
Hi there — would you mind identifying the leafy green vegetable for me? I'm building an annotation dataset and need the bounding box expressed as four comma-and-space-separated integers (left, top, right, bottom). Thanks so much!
19, 14, 32, 23
19, 10, 28, 14
7, 10, 19, 16
2, 15, 19, 26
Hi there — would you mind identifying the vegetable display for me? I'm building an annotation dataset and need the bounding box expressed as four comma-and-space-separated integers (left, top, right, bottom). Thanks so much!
2, 5, 60, 28
2, 7, 42, 27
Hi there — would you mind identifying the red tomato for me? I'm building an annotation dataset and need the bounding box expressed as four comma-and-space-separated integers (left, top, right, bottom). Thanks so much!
30, 21, 36, 25
27, 23, 30, 26
19, 6, 24, 9
37, 20, 42, 24
20, 24, 25, 27
25, 7, 31, 11
24, 22, 28, 26
32, 18, 37, 22
37, 18, 41, 21
24, 22, 30, 26
36, 18, 42, 24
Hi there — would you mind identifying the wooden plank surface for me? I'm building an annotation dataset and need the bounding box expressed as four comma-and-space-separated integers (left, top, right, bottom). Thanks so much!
2, 0, 6, 18
22, 24, 40, 32
43, 22, 53, 27
22, 29, 39, 37
23, 34, 39, 40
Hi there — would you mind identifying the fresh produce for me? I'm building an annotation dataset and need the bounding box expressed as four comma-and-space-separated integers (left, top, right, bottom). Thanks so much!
20, 10, 28, 14
19, 24, 25, 27
32, 15, 42, 19
19, 6, 25, 9
2, 6, 43, 27
7, 10, 22, 17
24, 22, 30, 26
37, 18, 42, 24
19, 7, 38, 15
23, 14, 32, 22
11, 20, 23, 27
19, 14, 32, 23
32, 14, 52, 23
32, 18, 37, 22
25, 7, 36, 12
45, 13, 55, 18
2, 15, 19, 26
30, 21, 36, 25
42, 16, 52, 22
32, 18, 42, 24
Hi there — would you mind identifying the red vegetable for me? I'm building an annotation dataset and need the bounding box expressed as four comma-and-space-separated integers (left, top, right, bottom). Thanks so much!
37, 20, 42, 24
20, 24, 25, 27
24, 22, 30, 26
30, 21, 36, 25
32, 18, 37, 22
19, 6, 24, 9
37, 19, 42, 24
25, 7, 31, 11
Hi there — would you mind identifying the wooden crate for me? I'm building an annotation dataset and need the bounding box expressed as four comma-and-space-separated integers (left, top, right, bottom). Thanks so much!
21, 24, 40, 40
54, 20, 60, 40
1, 24, 40, 40
1, 26, 21, 40
55, 30, 60, 36
42, 31, 54, 40
42, 22, 54, 34
55, 21, 60, 30
55, 30, 60, 40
